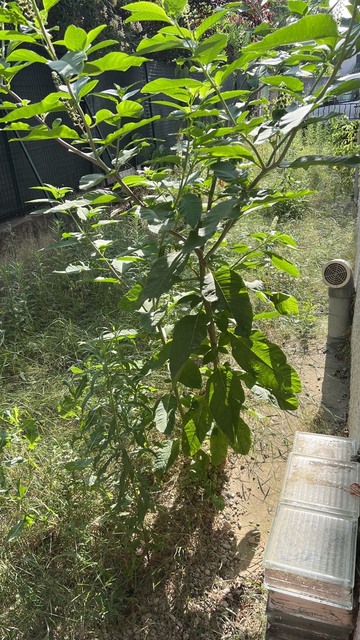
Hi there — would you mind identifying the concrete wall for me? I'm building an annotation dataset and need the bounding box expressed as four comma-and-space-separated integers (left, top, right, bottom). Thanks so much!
348, 195, 360, 440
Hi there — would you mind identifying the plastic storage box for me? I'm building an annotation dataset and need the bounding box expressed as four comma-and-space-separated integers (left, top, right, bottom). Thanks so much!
293, 432, 358, 462
263, 504, 358, 609
280, 453, 359, 517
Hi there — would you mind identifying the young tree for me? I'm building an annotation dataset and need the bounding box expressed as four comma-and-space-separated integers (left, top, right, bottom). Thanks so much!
0, 0, 359, 521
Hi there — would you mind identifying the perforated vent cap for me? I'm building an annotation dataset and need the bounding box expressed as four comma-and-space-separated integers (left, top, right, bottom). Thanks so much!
322, 259, 353, 288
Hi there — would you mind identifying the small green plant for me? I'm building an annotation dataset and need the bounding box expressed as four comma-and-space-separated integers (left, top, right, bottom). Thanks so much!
0, 0, 359, 532
0, 407, 41, 541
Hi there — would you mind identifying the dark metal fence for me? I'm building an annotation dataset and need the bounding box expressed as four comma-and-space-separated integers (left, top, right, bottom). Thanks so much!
0, 63, 91, 223
0, 61, 240, 223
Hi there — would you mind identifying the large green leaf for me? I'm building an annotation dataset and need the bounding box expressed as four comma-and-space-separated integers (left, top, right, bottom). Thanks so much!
0, 31, 40, 43
86, 25, 107, 47
281, 155, 360, 168
153, 439, 180, 475
170, 312, 208, 381
64, 25, 87, 51
141, 77, 202, 95
325, 74, 360, 98
279, 105, 313, 134
0, 94, 66, 123
142, 251, 188, 301
178, 358, 202, 389
210, 426, 228, 466
137, 34, 186, 54
214, 266, 253, 336
231, 330, 301, 409
199, 145, 256, 162
48, 51, 86, 78
195, 10, 228, 39
245, 14, 339, 52
164, 0, 187, 15
155, 394, 177, 434
84, 52, 146, 75
266, 251, 300, 277
207, 366, 245, 447
9, 124, 80, 141
262, 75, 304, 92
123, 1, 172, 23
194, 34, 228, 64
288, 0, 308, 15
119, 283, 143, 311
182, 397, 211, 456
255, 292, 299, 318
179, 193, 202, 228
102, 116, 160, 146
42, 0, 59, 10
6, 49, 48, 64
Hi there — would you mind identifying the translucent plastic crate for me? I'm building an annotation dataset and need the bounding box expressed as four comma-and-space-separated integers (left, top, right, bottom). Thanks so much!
293, 432, 358, 462
263, 504, 358, 609
280, 453, 359, 517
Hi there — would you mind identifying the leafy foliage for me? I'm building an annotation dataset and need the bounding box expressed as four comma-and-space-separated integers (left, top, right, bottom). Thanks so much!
0, 0, 359, 534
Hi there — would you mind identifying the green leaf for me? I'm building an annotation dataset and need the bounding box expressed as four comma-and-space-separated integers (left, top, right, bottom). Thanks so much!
6, 519, 25, 543
195, 10, 228, 39
142, 251, 188, 301
182, 397, 211, 456
64, 25, 87, 51
84, 52, 147, 75
10, 124, 80, 141
119, 283, 143, 311
141, 77, 202, 95
262, 75, 304, 92
280, 155, 360, 168
0, 31, 40, 43
245, 14, 339, 52
22, 418, 40, 450
214, 266, 253, 336
202, 272, 217, 302
86, 39, 119, 55
137, 34, 185, 54
123, 1, 172, 23
279, 105, 313, 134
170, 312, 208, 381
178, 358, 202, 389
179, 193, 202, 228
194, 34, 228, 64
164, 0, 187, 16
6, 49, 48, 64
210, 426, 228, 466
325, 74, 360, 98
266, 252, 300, 277
102, 116, 160, 146
79, 174, 105, 190
232, 418, 252, 455
266, 292, 299, 316
48, 51, 86, 78
212, 161, 242, 182
153, 439, 180, 475
155, 394, 177, 434
207, 366, 245, 447
0, 94, 66, 123
86, 25, 107, 46
116, 100, 143, 117
199, 145, 256, 162
42, 0, 59, 10
231, 330, 301, 409
288, 0, 308, 14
